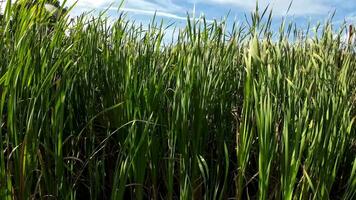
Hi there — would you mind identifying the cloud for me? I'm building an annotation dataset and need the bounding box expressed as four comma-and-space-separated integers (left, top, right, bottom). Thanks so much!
116, 7, 187, 20
200, 0, 333, 16
346, 15, 356, 23
63, 0, 183, 13
0, 0, 211, 22
61, 0, 187, 19
115, 7, 214, 22
64, 0, 110, 8
124, 0, 182, 13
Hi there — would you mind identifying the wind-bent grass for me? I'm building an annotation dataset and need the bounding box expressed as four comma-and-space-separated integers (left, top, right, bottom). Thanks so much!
0, 1, 355, 199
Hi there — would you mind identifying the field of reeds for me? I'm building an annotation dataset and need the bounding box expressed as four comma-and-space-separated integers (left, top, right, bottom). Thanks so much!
0, 1, 355, 199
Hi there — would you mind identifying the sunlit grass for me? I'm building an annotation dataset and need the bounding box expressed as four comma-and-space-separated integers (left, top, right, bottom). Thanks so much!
0, 1, 355, 199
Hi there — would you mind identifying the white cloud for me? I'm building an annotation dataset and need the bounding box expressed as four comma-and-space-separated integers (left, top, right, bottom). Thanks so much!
201, 0, 333, 16
346, 15, 356, 24
62, 0, 185, 19
332, 12, 356, 26
63, 0, 182, 13
114, 7, 214, 22
0, 0, 211, 22
117, 7, 187, 20
64, 0, 110, 8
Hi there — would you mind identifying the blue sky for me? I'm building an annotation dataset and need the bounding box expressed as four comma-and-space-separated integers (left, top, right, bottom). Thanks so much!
63, 0, 356, 42
1, 0, 355, 30
61, 0, 356, 25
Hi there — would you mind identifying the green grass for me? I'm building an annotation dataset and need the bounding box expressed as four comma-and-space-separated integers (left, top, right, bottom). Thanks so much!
0, 1, 355, 199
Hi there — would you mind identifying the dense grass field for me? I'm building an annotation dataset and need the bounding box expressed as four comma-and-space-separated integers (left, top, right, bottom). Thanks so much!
0, 1, 355, 199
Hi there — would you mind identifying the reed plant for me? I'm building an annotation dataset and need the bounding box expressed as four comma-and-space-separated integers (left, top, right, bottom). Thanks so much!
0, 1, 355, 199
